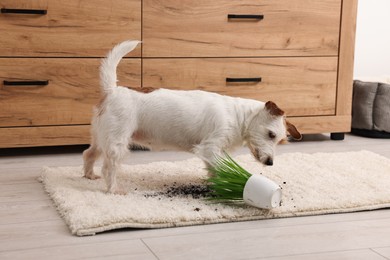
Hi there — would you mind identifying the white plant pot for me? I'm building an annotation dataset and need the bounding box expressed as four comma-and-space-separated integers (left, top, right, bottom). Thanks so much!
243, 175, 282, 209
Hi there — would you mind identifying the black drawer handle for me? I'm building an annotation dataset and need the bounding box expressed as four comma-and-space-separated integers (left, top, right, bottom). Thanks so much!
227, 14, 264, 20
3, 80, 49, 86
226, 77, 262, 83
1, 8, 47, 15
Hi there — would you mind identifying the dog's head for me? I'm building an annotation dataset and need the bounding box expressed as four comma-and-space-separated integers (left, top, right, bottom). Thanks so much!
245, 101, 302, 166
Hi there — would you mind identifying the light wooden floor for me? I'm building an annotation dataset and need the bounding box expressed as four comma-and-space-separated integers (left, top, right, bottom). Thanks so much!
1, 134, 390, 260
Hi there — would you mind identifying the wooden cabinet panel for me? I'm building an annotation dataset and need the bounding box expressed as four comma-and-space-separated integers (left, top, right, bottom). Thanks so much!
0, 58, 141, 127
143, 57, 337, 116
0, 125, 91, 148
288, 115, 352, 135
0, 0, 141, 57
143, 0, 341, 57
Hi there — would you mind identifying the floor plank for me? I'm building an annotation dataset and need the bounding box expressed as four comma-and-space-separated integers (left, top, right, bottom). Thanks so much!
257, 249, 387, 260
0, 182, 48, 203
0, 200, 57, 225
372, 247, 390, 259
0, 168, 41, 184
0, 239, 157, 260
143, 218, 390, 259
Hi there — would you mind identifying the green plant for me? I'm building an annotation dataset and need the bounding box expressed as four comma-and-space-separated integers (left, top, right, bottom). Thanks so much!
207, 152, 252, 202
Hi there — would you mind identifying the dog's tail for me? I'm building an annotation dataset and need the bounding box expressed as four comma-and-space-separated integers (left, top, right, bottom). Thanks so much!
100, 40, 141, 95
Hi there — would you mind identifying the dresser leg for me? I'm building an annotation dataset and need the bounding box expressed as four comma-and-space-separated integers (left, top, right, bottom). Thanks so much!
330, 133, 345, 140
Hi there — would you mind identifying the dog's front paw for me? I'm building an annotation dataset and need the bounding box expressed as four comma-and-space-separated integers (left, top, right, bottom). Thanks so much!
84, 173, 101, 180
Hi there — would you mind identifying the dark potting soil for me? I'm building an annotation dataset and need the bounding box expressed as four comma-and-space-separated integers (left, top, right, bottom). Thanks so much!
144, 183, 212, 199
165, 184, 212, 199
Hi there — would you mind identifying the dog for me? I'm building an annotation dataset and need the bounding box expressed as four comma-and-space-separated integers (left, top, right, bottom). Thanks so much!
83, 40, 302, 194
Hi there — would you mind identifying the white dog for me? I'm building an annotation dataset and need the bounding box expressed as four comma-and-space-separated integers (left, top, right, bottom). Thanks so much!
83, 40, 302, 194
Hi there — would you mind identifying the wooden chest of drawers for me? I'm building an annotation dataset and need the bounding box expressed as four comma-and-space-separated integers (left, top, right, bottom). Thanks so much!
0, 0, 357, 148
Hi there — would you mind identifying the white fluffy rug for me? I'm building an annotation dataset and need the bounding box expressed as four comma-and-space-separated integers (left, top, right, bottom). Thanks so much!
40, 150, 390, 236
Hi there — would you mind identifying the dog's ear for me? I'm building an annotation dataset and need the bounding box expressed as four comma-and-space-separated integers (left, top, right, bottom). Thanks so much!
286, 120, 302, 140
265, 101, 285, 117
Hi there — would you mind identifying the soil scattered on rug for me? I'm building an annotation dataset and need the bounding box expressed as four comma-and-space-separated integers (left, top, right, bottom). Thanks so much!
144, 184, 212, 199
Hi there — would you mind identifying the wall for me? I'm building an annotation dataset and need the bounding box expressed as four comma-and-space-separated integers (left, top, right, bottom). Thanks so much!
353, 0, 390, 78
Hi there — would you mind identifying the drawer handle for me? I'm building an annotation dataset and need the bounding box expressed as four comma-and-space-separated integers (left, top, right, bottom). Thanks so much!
226, 77, 262, 83
3, 80, 49, 86
1, 8, 47, 15
227, 14, 264, 20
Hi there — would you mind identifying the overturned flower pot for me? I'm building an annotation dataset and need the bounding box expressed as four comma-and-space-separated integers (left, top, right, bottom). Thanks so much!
243, 174, 282, 209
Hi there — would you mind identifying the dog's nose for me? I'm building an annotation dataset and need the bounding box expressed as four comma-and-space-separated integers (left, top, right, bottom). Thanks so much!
265, 157, 273, 166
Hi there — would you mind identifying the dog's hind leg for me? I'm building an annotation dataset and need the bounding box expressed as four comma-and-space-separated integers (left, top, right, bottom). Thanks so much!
83, 142, 102, 180
101, 142, 129, 195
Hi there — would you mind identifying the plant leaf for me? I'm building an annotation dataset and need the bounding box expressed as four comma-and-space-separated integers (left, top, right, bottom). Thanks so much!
207, 152, 252, 202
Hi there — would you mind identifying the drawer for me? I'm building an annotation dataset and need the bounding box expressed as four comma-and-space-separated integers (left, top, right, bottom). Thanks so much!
143, 57, 337, 116
0, 58, 141, 127
0, 0, 141, 57
143, 0, 341, 57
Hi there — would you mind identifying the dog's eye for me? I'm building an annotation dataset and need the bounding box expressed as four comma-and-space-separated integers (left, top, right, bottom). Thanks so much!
268, 131, 276, 139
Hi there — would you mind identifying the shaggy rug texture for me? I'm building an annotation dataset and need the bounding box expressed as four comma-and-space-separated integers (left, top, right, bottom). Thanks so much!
40, 150, 390, 236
